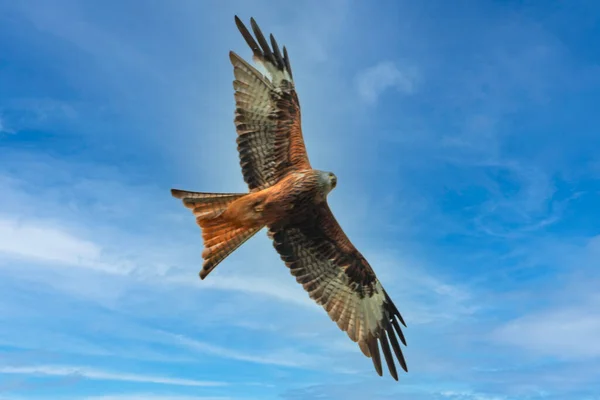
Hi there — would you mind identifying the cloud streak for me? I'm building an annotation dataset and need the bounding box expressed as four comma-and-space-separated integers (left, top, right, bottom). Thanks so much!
0, 217, 101, 267
170, 334, 321, 369
0, 365, 226, 387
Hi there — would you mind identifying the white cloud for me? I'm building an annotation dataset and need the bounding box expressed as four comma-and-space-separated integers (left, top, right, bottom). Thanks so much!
0, 216, 143, 277
492, 303, 600, 359
0, 217, 101, 267
0, 365, 226, 387
355, 61, 417, 104
170, 334, 321, 368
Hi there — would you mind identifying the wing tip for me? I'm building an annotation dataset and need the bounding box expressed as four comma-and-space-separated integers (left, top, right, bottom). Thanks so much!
233, 15, 293, 82
370, 292, 410, 379
171, 188, 186, 199
199, 265, 211, 280
229, 50, 240, 63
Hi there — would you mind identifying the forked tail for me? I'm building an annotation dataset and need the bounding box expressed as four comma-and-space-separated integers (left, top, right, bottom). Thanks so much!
171, 189, 262, 279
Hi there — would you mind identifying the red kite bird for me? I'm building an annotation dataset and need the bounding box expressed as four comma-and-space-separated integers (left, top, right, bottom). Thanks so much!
171, 16, 407, 380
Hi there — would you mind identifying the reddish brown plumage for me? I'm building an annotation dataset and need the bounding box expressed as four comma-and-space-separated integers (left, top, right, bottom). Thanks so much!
171, 16, 408, 380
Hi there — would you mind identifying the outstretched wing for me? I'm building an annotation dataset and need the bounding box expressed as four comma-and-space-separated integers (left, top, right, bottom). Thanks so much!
230, 16, 311, 192
268, 204, 408, 380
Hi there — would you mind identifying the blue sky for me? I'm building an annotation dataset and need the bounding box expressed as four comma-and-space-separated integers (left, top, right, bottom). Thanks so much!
1, 0, 600, 399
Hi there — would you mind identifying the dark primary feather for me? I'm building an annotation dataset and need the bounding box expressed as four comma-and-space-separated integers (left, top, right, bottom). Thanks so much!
250, 18, 277, 66
380, 329, 398, 379
283, 46, 293, 79
235, 16, 261, 59
269, 34, 284, 70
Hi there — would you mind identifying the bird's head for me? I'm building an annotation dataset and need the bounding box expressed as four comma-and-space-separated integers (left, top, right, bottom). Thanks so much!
318, 170, 338, 196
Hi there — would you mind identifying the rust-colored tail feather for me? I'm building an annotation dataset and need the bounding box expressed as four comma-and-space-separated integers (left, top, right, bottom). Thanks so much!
171, 189, 263, 279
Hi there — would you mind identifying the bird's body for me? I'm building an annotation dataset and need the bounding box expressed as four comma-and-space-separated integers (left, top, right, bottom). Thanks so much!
223, 169, 333, 228
172, 16, 408, 380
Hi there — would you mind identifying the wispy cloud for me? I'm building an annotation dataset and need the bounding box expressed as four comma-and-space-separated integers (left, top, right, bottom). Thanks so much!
0, 365, 226, 387
0, 217, 101, 267
355, 61, 417, 104
492, 304, 600, 359
170, 334, 321, 369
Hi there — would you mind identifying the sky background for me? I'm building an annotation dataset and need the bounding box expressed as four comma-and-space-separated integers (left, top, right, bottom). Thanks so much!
1, 0, 600, 399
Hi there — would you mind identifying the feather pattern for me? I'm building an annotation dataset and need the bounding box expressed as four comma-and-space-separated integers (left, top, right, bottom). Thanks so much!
268, 202, 408, 380
231, 17, 310, 192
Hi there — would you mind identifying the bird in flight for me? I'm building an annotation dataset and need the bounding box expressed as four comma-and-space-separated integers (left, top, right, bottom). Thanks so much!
171, 16, 407, 380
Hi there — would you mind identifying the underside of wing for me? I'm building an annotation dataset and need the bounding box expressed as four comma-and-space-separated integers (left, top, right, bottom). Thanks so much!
268, 204, 408, 380
230, 16, 311, 192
